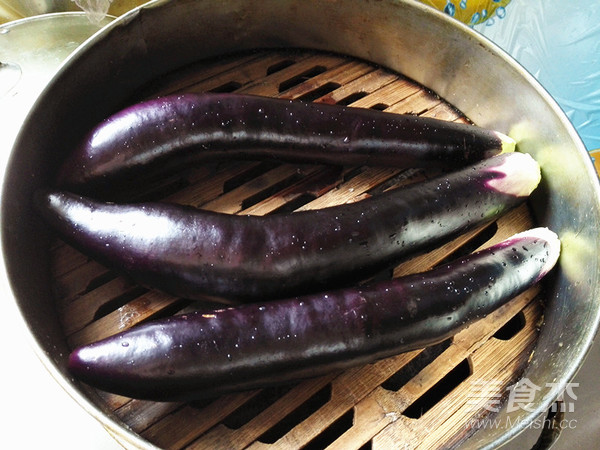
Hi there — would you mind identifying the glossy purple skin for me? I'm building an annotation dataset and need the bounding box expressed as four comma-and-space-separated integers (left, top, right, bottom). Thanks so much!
36, 154, 533, 301
56, 93, 508, 191
68, 231, 558, 401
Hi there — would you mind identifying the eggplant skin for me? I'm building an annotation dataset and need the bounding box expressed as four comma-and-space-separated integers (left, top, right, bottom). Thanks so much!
36, 153, 540, 301
68, 228, 560, 402
37, 153, 540, 301
56, 93, 515, 192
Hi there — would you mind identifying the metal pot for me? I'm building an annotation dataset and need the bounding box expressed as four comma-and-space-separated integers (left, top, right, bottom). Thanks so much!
2, 0, 599, 448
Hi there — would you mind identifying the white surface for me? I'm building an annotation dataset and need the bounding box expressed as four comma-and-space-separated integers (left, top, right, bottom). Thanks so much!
0, 12, 124, 450
0, 297, 124, 449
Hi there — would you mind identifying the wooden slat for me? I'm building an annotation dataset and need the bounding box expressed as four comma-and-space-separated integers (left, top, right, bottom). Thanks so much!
163, 162, 265, 207
276, 59, 375, 99
67, 289, 183, 348
61, 276, 142, 336
240, 166, 345, 216
200, 164, 319, 214
147, 51, 308, 97
311, 68, 400, 105
249, 351, 424, 450
53, 259, 112, 305
294, 165, 406, 211
348, 78, 424, 110
236, 53, 348, 97
142, 390, 262, 449
190, 375, 338, 450
114, 400, 182, 434
386, 89, 442, 115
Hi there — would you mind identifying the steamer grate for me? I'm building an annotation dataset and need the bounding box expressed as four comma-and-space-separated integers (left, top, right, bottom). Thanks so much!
51, 49, 543, 449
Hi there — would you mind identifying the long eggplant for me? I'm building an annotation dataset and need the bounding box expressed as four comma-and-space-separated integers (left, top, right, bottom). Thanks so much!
68, 227, 560, 401
36, 152, 541, 301
56, 93, 515, 191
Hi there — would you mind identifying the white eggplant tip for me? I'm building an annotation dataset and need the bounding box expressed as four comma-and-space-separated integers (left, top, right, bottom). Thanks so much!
486, 152, 541, 197
496, 131, 516, 154
514, 227, 561, 277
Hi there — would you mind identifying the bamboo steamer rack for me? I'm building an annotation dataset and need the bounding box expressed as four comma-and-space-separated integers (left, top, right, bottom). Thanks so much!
51, 49, 544, 449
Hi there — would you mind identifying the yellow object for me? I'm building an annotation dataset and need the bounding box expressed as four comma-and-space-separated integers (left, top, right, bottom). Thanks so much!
419, 0, 512, 25
106, 0, 149, 16
590, 149, 600, 177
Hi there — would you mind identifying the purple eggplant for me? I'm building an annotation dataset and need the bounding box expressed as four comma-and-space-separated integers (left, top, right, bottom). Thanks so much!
68, 227, 560, 401
56, 93, 515, 191
36, 152, 540, 301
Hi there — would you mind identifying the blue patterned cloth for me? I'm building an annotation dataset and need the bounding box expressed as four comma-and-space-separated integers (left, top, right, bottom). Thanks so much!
475, 0, 600, 151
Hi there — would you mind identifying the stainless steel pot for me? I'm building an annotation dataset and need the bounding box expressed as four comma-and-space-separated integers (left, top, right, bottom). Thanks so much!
2, 0, 599, 448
